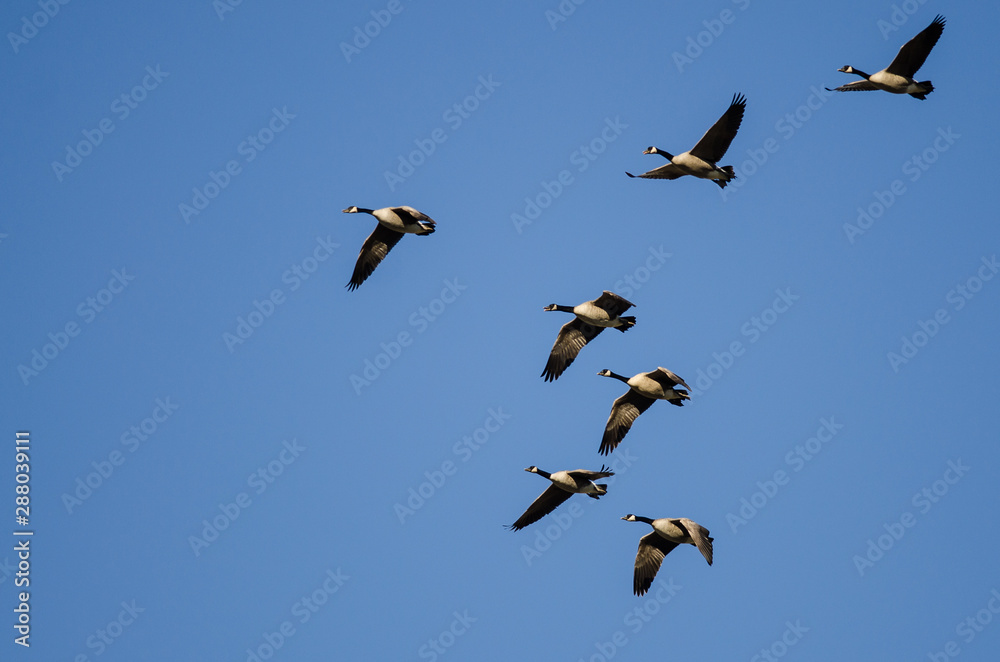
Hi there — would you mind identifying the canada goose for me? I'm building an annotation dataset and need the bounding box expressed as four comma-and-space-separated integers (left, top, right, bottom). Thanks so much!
342, 206, 436, 290
506, 465, 615, 531
626, 93, 746, 188
621, 514, 713, 595
597, 367, 690, 455
541, 291, 637, 382
828, 15, 945, 100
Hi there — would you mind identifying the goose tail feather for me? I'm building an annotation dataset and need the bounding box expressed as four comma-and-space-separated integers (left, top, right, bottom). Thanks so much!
615, 316, 637, 332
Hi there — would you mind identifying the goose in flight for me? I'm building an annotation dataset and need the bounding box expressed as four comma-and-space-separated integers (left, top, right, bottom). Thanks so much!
622, 514, 713, 595
626, 94, 746, 188
342, 205, 435, 290
506, 465, 615, 531
597, 367, 689, 455
541, 291, 637, 382
828, 15, 945, 100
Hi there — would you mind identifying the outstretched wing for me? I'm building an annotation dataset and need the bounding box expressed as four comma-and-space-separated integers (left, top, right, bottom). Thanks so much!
679, 518, 714, 566
828, 80, 880, 93
348, 224, 404, 291
648, 367, 690, 391
391, 206, 436, 225
690, 93, 746, 163
886, 14, 945, 78
600, 390, 656, 455
541, 319, 605, 382
592, 291, 635, 318
633, 532, 678, 596
626, 164, 685, 180
506, 484, 574, 531
566, 465, 615, 481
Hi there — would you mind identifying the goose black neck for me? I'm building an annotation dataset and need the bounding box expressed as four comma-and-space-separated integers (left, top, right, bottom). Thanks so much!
850, 68, 871, 80
606, 371, 630, 384
634, 515, 655, 525
551, 305, 575, 313
535, 468, 552, 479
355, 207, 375, 215
654, 150, 674, 160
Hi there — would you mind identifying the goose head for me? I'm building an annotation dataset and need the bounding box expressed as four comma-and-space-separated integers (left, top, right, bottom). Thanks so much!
621, 514, 639, 522
837, 65, 867, 76
837, 65, 871, 80
342, 206, 360, 213
643, 146, 674, 159
524, 466, 540, 473
543, 304, 559, 311
598, 368, 630, 383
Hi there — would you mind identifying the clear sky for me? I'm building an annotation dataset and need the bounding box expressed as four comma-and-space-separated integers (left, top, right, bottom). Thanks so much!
2, 0, 999, 660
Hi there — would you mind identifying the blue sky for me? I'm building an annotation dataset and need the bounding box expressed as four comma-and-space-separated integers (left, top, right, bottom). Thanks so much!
2, 0, 999, 659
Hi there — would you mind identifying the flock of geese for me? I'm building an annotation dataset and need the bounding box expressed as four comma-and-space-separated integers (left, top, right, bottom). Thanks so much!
343, 15, 946, 595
